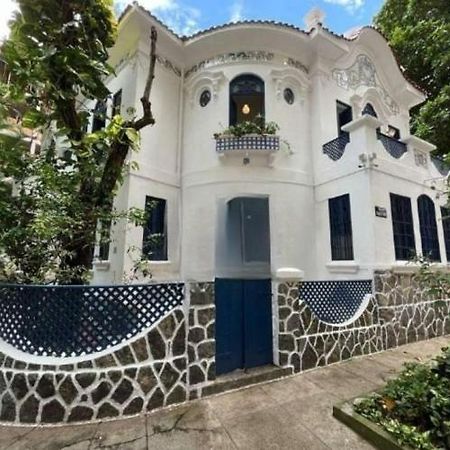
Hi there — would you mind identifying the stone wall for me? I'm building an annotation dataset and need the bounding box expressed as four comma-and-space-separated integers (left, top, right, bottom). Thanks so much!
277, 271, 450, 375
277, 282, 382, 373
376, 271, 450, 349
187, 283, 216, 400
0, 307, 187, 424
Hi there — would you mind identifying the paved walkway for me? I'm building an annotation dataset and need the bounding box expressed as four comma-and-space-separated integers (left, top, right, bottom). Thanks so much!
1, 336, 448, 450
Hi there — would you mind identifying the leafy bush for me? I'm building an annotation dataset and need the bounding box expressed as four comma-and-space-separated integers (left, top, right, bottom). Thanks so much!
355, 347, 450, 449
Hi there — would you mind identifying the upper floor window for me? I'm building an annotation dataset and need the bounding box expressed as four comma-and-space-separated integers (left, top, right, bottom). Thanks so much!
92, 99, 107, 132
328, 194, 354, 261
143, 196, 168, 261
229, 74, 264, 126
112, 89, 122, 117
336, 101, 352, 136
441, 207, 450, 262
390, 193, 416, 260
418, 195, 440, 261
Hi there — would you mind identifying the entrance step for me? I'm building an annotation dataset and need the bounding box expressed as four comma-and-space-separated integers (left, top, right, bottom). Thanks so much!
202, 365, 293, 398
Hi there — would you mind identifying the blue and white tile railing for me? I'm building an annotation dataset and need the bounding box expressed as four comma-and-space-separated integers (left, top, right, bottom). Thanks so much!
216, 135, 280, 153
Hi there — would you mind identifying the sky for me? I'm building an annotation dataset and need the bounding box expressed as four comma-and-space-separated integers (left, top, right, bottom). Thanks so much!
0, 0, 385, 41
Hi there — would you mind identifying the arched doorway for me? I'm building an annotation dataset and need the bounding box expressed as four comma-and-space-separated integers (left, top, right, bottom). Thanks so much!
215, 197, 273, 375
229, 74, 265, 126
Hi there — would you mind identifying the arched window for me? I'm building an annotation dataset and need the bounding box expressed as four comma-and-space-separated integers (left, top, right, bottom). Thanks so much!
362, 103, 377, 118
229, 74, 265, 126
418, 195, 440, 261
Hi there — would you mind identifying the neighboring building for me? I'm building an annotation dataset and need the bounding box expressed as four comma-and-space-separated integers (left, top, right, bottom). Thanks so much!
92, 3, 447, 285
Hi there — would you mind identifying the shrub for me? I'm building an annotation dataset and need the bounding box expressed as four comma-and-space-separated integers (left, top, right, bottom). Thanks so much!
355, 347, 450, 449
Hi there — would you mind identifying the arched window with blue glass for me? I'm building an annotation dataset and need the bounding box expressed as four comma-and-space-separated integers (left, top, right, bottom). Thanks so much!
418, 195, 441, 261
229, 74, 265, 126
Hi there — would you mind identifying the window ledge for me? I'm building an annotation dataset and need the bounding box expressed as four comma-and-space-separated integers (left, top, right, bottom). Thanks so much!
93, 260, 110, 271
326, 261, 360, 274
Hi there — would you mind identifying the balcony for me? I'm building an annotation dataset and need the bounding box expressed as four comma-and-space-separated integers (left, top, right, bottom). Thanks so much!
376, 131, 407, 159
322, 132, 350, 161
216, 135, 280, 156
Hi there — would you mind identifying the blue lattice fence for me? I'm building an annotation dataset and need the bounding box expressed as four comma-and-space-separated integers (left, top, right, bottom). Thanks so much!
300, 280, 373, 324
0, 283, 184, 357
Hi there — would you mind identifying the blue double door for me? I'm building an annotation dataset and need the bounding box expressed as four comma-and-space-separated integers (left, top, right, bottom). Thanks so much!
215, 278, 273, 375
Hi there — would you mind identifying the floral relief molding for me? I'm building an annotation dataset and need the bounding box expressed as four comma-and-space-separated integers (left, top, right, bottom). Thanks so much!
332, 54, 399, 115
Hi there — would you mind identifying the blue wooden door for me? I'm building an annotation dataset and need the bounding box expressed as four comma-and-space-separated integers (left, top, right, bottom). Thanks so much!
243, 279, 273, 369
215, 279, 272, 375
215, 279, 244, 374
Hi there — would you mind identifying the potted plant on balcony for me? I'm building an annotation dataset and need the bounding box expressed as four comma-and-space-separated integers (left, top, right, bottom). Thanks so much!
214, 115, 282, 154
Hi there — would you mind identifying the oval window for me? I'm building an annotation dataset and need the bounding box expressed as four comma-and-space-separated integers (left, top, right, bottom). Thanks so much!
200, 90, 211, 107
284, 88, 295, 105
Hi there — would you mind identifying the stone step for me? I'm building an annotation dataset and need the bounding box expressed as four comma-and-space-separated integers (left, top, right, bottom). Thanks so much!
202, 365, 293, 397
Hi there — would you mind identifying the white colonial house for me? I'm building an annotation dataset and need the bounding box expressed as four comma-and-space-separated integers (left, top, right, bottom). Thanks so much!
91, 3, 448, 286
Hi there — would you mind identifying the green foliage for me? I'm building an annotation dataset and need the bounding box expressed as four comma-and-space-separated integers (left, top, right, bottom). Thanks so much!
214, 115, 280, 138
0, 0, 157, 284
355, 347, 450, 449
374, 0, 450, 154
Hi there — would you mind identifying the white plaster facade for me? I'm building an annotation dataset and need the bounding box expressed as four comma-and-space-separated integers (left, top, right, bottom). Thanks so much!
92, 4, 447, 285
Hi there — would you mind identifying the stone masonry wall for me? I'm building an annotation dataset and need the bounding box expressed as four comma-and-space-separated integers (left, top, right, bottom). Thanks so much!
187, 283, 216, 400
376, 271, 450, 349
0, 307, 187, 424
278, 271, 450, 375
277, 282, 382, 373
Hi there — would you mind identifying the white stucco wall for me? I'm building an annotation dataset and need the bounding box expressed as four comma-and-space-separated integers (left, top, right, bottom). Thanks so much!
93, 6, 443, 285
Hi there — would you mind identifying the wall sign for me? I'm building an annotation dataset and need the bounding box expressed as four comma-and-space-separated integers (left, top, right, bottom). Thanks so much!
375, 206, 387, 218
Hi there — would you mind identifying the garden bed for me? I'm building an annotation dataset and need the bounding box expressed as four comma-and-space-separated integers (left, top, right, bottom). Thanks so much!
334, 346, 450, 450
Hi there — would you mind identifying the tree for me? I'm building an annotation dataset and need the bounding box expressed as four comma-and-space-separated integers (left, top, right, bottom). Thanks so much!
374, 0, 450, 154
0, 0, 158, 284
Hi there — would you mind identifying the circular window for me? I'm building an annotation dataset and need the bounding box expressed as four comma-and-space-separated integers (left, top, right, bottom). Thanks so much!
284, 88, 295, 105
199, 90, 211, 107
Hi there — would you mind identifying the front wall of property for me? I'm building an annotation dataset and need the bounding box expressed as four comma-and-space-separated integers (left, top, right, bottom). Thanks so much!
0, 271, 449, 425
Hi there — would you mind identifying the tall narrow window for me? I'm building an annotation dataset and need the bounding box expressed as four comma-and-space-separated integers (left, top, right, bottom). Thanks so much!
328, 194, 354, 261
441, 207, 450, 262
418, 195, 440, 261
390, 193, 416, 260
336, 100, 352, 136
112, 89, 122, 117
143, 196, 168, 261
229, 74, 265, 126
92, 99, 107, 132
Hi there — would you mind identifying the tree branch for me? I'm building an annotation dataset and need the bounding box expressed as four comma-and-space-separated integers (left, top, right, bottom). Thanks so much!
134, 26, 157, 131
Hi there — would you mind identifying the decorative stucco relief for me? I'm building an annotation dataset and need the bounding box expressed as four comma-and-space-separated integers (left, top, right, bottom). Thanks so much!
332, 54, 399, 115
185, 52, 309, 79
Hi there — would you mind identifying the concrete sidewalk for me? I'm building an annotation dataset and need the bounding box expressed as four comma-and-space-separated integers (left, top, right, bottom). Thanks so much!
1, 336, 448, 450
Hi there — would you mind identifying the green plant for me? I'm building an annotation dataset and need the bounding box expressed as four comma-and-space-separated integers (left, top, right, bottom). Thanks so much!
355, 348, 450, 449
0, 1, 159, 284
214, 114, 280, 138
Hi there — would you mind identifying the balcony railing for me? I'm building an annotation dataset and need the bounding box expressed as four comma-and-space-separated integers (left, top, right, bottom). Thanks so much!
322, 132, 350, 161
431, 155, 449, 176
377, 131, 407, 159
216, 135, 280, 154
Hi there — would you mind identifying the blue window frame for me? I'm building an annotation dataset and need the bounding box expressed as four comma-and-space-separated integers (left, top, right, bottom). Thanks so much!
418, 195, 440, 261
441, 207, 450, 262
328, 194, 354, 261
390, 193, 416, 260
143, 196, 168, 261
